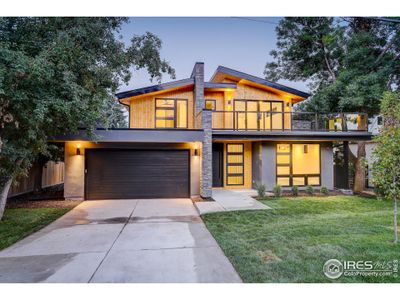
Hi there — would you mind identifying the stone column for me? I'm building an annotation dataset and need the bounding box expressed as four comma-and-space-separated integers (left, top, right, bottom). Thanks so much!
191, 62, 205, 116
201, 109, 213, 198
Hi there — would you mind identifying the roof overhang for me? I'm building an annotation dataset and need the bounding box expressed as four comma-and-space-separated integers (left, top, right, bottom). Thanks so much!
50, 129, 204, 143
212, 131, 372, 142
115, 78, 194, 102
204, 82, 237, 92
210, 66, 310, 101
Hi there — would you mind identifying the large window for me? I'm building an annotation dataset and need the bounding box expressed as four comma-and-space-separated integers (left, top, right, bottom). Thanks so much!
276, 143, 321, 186
226, 143, 244, 186
234, 100, 286, 130
155, 98, 188, 128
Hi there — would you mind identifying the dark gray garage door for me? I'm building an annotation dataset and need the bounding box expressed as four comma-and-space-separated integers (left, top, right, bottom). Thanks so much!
85, 149, 190, 200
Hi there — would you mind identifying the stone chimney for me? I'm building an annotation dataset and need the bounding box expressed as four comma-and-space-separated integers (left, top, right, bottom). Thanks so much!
191, 62, 205, 115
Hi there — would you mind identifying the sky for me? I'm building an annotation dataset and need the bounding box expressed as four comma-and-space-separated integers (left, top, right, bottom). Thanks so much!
118, 17, 309, 93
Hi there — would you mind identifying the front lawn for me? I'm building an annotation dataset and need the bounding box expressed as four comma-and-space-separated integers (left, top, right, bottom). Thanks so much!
0, 205, 74, 251
202, 196, 400, 283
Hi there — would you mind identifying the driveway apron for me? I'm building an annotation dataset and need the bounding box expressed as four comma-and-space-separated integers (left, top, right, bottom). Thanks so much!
0, 199, 241, 283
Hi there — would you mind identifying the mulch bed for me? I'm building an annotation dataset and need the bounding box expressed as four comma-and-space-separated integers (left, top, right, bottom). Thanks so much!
6, 199, 82, 209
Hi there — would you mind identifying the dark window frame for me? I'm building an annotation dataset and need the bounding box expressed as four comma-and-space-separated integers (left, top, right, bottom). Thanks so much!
226, 143, 245, 186
276, 143, 321, 187
233, 99, 285, 131
205, 99, 217, 111
155, 98, 189, 129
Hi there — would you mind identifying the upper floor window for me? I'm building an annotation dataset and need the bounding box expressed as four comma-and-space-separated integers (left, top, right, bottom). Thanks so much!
205, 99, 216, 110
155, 98, 188, 129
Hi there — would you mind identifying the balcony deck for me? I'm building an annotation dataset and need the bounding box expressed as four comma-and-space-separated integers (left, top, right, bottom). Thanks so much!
211, 111, 372, 141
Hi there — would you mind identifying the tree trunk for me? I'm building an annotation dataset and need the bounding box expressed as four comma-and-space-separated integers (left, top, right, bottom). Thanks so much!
353, 141, 366, 193
0, 178, 13, 221
32, 161, 44, 193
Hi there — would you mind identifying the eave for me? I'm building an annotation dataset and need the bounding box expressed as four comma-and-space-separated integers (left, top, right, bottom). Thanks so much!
212, 130, 372, 142
115, 78, 194, 101
210, 66, 311, 100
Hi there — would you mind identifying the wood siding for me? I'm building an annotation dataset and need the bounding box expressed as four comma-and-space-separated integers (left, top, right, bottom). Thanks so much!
129, 88, 194, 129
211, 81, 292, 130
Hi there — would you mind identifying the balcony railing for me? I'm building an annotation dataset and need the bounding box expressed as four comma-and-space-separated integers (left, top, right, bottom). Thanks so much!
211, 111, 369, 132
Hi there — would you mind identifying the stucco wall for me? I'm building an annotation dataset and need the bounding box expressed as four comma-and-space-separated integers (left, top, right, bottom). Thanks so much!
321, 142, 334, 190
261, 143, 277, 191
254, 141, 334, 191
64, 141, 201, 200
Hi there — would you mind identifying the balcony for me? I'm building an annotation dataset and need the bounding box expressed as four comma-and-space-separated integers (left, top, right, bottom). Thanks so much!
211, 111, 369, 132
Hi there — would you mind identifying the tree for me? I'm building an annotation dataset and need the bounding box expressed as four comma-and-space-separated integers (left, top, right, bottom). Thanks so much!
265, 17, 400, 192
372, 92, 400, 243
0, 17, 175, 219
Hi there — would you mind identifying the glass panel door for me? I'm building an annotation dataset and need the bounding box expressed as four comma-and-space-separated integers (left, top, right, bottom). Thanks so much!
246, 101, 258, 130
259, 101, 271, 130
271, 102, 283, 130
234, 101, 246, 130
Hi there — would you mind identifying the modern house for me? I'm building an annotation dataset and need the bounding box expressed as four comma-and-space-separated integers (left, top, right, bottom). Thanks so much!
53, 62, 371, 200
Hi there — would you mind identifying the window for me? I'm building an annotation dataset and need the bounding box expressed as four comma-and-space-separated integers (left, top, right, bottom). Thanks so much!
155, 98, 188, 128
226, 143, 244, 186
276, 143, 321, 186
205, 99, 216, 110
233, 100, 285, 130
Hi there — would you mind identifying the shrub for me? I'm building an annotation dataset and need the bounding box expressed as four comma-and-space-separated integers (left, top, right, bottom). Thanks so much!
291, 186, 298, 196
306, 185, 314, 195
320, 186, 329, 195
255, 182, 266, 198
273, 185, 282, 197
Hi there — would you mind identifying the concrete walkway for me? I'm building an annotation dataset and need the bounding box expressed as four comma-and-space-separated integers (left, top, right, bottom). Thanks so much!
0, 199, 241, 283
195, 189, 271, 214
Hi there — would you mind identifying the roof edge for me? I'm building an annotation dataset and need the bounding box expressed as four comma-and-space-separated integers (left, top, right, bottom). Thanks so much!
116, 78, 194, 99
210, 66, 311, 99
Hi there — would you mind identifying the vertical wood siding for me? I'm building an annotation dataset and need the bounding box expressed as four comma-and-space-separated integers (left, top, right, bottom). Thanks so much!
129, 89, 194, 129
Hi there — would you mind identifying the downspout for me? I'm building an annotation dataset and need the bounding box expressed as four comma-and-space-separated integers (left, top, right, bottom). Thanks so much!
117, 97, 131, 128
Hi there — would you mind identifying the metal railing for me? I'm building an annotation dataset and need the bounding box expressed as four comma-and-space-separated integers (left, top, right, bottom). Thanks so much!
211, 111, 369, 132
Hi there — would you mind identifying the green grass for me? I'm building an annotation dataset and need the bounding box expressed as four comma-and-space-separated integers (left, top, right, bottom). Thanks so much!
202, 196, 400, 283
0, 208, 70, 251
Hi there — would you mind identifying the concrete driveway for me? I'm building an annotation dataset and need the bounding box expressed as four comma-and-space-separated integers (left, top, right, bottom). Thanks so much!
0, 199, 241, 283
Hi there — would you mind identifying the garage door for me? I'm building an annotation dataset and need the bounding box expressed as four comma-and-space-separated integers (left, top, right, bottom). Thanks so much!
85, 149, 190, 200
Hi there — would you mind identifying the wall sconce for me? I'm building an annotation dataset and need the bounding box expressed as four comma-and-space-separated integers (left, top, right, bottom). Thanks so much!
286, 101, 290, 108
303, 144, 308, 154
227, 100, 232, 111
194, 148, 200, 156
76, 144, 81, 155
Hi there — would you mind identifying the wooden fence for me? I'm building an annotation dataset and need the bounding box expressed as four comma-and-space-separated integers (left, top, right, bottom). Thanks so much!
8, 161, 64, 197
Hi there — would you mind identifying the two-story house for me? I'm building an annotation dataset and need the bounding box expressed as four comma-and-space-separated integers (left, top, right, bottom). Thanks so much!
53, 62, 371, 200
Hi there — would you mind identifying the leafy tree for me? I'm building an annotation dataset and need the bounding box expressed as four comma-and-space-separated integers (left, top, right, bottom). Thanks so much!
372, 92, 400, 243
265, 17, 400, 192
0, 17, 175, 219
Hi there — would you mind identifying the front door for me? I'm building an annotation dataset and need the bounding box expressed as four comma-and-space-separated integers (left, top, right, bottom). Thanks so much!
212, 143, 224, 187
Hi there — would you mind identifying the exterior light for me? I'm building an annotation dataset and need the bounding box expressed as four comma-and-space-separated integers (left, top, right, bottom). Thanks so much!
227, 100, 232, 111
194, 149, 200, 156
76, 144, 81, 155
304, 145, 308, 154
